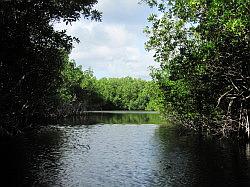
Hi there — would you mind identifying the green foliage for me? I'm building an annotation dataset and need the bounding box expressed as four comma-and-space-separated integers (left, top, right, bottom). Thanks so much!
0, 0, 101, 134
58, 56, 107, 112
145, 0, 250, 137
58, 61, 164, 112
59, 55, 96, 102
96, 77, 164, 111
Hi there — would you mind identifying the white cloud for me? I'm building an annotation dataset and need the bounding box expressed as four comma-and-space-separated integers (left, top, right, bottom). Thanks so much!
54, 0, 158, 79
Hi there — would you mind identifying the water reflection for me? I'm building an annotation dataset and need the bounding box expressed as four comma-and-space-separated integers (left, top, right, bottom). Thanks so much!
155, 126, 250, 186
0, 126, 66, 186
0, 112, 250, 186
57, 111, 166, 126
246, 143, 250, 159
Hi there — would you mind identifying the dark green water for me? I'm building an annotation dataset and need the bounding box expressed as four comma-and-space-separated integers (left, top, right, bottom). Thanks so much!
1, 111, 250, 186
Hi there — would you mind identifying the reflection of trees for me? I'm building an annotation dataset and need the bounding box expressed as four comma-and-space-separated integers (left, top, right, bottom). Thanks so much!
154, 126, 250, 186
24, 128, 67, 186
0, 127, 65, 186
0, 138, 26, 186
57, 112, 165, 125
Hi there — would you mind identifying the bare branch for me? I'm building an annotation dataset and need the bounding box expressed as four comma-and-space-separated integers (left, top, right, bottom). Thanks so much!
229, 79, 240, 92
216, 88, 233, 107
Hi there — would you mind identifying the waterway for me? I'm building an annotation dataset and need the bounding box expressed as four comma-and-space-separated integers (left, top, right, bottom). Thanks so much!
1, 111, 250, 186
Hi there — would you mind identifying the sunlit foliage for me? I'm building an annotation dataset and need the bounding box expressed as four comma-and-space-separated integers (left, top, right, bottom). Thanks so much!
144, 0, 250, 138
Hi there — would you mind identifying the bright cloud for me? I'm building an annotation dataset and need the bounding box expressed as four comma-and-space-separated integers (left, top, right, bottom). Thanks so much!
54, 0, 158, 79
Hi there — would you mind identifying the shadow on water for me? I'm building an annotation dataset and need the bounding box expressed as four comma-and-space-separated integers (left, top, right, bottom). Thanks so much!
155, 125, 250, 187
0, 126, 66, 186
0, 112, 250, 186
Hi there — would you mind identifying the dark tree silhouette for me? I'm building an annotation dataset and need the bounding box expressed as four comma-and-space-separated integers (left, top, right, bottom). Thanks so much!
0, 0, 101, 135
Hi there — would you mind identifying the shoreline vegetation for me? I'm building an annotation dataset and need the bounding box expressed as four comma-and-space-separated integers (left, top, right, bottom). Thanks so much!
144, 0, 249, 140
0, 0, 249, 141
53, 60, 164, 117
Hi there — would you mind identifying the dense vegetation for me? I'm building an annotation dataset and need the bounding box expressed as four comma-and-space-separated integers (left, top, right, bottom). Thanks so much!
0, 0, 101, 135
144, 0, 249, 138
0, 0, 163, 135
56, 58, 164, 116
1, 0, 249, 141
97, 77, 163, 111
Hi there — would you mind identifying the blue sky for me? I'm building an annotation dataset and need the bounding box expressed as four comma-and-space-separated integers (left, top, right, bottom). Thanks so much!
54, 0, 158, 80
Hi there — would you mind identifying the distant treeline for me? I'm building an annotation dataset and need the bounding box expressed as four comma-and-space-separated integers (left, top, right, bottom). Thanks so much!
56, 56, 164, 116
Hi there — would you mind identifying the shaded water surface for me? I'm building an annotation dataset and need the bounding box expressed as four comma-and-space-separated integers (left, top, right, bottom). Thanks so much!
1, 111, 250, 186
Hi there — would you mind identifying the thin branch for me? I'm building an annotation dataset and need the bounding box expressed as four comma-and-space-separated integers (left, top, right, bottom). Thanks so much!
216, 88, 233, 107
229, 79, 240, 92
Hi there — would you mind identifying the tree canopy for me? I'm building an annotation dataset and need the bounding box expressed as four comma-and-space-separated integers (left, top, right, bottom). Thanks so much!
56, 58, 164, 114
97, 77, 164, 111
0, 0, 101, 135
144, 0, 250, 138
